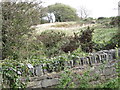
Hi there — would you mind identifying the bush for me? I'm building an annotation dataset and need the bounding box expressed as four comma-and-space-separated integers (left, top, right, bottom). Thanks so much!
78, 26, 94, 52
2, 59, 29, 88
2, 2, 42, 59
57, 61, 119, 88
61, 35, 80, 53
57, 69, 76, 88
36, 30, 66, 57
109, 16, 120, 26
37, 30, 65, 47
62, 27, 94, 53
57, 69, 91, 88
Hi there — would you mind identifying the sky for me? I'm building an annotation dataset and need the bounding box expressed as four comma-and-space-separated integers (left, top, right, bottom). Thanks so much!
0, 0, 119, 18
41, 0, 120, 18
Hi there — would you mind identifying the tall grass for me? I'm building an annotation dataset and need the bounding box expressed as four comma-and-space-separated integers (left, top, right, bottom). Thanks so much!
93, 27, 118, 43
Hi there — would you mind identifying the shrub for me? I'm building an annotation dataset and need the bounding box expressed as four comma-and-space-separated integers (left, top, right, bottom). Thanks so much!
57, 69, 76, 88
61, 35, 80, 53
109, 16, 120, 26
37, 30, 65, 47
2, 59, 28, 88
2, 2, 42, 59
62, 27, 94, 53
78, 26, 94, 52
97, 17, 106, 20
36, 30, 66, 57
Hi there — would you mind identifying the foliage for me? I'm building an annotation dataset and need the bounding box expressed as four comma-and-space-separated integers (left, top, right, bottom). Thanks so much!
36, 30, 66, 57
97, 17, 106, 20
57, 69, 76, 88
37, 30, 66, 47
71, 47, 89, 57
98, 16, 120, 49
47, 3, 78, 22
79, 26, 94, 52
1, 1, 44, 89
57, 69, 91, 88
57, 59, 119, 88
93, 26, 118, 50
105, 16, 120, 49
96, 77, 119, 88
61, 26, 94, 53
109, 16, 120, 26
1, 2, 119, 88
2, 1, 42, 59
40, 26, 95, 54
77, 71, 91, 88
72, 26, 94, 53
1, 59, 29, 88
61, 34, 80, 53
96, 17, 111, 25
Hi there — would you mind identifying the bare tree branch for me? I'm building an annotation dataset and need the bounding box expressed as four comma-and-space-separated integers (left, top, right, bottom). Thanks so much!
78, 6, 90, 19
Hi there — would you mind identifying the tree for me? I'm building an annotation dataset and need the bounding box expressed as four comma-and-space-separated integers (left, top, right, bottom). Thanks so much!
2, 1, 43, 59
78, 6, 90, 19
47, 3, 78, 22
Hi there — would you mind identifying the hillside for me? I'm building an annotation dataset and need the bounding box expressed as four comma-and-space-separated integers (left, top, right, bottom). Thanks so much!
30, 21, 117, 45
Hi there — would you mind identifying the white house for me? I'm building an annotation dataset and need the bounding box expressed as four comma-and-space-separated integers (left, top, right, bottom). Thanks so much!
42, 13, 55, 23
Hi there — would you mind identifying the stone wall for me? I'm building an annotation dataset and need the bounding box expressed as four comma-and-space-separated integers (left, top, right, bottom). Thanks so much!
1, 48, 120, 88
26, 48, 120, 77
26, 60, 119, 88
25, 48, 120, 88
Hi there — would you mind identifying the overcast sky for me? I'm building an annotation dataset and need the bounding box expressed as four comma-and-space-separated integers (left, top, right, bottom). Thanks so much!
41, 0, 120, 18
1, 0, 119, 18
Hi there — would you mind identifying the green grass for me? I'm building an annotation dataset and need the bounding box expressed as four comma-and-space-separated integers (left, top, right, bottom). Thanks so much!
93, 27, 118, 43
32, 21, 118, 45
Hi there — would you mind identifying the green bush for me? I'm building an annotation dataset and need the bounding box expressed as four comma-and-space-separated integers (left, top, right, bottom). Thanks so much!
61, 27, 94, 53
109, 16, 120, 26
57, 69, 76, 88
37, 30, 66, 47
2, 2, 42, 59
2, 59, 29, 88
36, 30, 66, 57
77, 26, 94, 52
57, 69, 91, 88
57, 63, 119, 88
96, 77, 119, 88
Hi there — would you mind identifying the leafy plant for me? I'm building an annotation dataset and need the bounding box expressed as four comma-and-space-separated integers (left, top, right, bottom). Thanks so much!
2, 59, 29, 89
2, 2, 43, 59
36, 30, 66, 57
57, 69, 76, 88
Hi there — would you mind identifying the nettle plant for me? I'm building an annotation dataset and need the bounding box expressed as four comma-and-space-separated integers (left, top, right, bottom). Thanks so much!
57, 69, 92, 88
56, 47, 120, 88
42, 54, 68, 72
57, 69, 76, 88
2, 59, 29, 88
